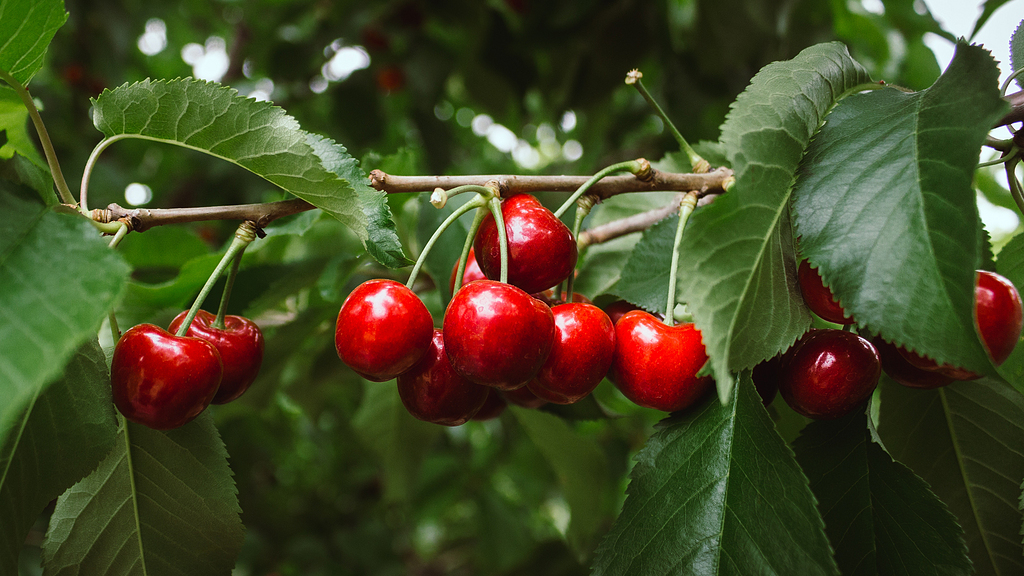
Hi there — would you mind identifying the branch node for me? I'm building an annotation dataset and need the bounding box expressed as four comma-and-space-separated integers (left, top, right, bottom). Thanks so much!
430, 187, 448, 209
634, 158, 654, 181
369, 169, 386, 190
625, 69, 642, 85
692, 158, 711, 174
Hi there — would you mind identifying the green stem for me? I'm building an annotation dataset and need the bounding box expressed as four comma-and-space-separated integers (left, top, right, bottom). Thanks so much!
488, 196, 509, 284
431, 184, 496, 208
1006, 158, 1024, 216
564, 202, 592, 298
214, 250, 245, 329
553, 160, 643, 218
664, 191, 699, 326
0, 69, 75, 205
174, 222, 258, 337
1001, 67, 1024, 98
978, 146, 1019, 168
627, 71, 704, 172
406, 195, 488, 288
454, 204, 491, 291
106, 222, 129, 341
80, 135, 124, 213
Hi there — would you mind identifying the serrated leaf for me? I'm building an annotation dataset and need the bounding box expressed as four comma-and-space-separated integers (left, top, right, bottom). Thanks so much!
0, 190, 129, 458
1012, 19, 1024, 89
592, 375, 838, 576
509, 406, 611, 556
792, 43, 1008, 377
793, 408, 971, 576
0, 341, 117, 576
674, 42, 872, 402
878, 378, 1024, 575
0, 153, 53, 205
41, 412, 244, 576
0, 0, 67, 85
609, 215, 677, 314
351, 381, 441, 503
90, 79, 403, 265
0, 86, 44, 166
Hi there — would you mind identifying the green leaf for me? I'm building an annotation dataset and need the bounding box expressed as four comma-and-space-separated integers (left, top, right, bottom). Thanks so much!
673, 42, 872, 402
592, 374, 838, 575
90, 78, 405, 266
351, 381, 442, 503
509, 406, 612, 556
41, 412, 244, 576
612, 215, 678, 315
0, 341, 117, 576
0, 0, 67, 85
792, 43, 1008, 377
0, 190, 129, 458
972, 1, 1014, 41
0, 153, 53, 205
878, 378, 1024, 575
0, 86, 44, 166
793, 408, 971, 576
1011, 19, 1024, 88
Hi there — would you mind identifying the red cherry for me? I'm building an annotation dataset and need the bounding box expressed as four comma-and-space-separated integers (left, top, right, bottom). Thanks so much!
604, 300, 641, 325
872, 338, 953, 390
111, 324, 223, 430
778, 329, 880, 420
471, 388, 507, 421
168, 309, 264, 404
473, 194, 578, 294
442, 279, 555, 390
528, 303, 616, 404
532, 289, 592, 307
898, 270, 1023, 379
335, 279, 434, 382
798, 260, 852, 325
397, 329, 488, 426
449, 247, 487, 292
750, 355, 782, 405
502, 384, 548, 409
609, 311, 713, 412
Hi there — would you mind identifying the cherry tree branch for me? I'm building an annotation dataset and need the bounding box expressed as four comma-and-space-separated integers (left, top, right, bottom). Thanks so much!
369, 166, 733, 199
92, 198, 314, 233
997, 90, 1024, 128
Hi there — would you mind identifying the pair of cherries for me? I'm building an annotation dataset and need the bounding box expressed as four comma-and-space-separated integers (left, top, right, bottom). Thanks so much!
110, 310, 265, 430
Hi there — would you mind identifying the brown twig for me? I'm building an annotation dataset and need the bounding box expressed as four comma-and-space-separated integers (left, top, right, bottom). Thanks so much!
369, 166, 733, 200
997, 90, 1024, 128
577, 194, 685, 249
93, 198, 314, 233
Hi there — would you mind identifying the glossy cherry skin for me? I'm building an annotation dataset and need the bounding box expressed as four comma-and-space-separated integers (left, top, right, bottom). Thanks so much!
449, 247, 487, 293
168, 309, 264, 404
778, 329, 880, 420
798, 260, 852, 325
335, 279, 434, 382
442, 279, 555, 390
898, 270, 1023, 379
397, 329, 488, 426
609, 310, 713, 412
111, 324, 223, 430
473, 194, 578, 294
528, 303, 616, 404
471, 388, 508, 421
871, 337, 952, 389
502, 384, 548, 408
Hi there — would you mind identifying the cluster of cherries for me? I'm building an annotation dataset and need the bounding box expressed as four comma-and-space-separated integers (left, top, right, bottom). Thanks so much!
335, 193, 716, 425
110, 309, 265, 429
757, 261, 1024, 420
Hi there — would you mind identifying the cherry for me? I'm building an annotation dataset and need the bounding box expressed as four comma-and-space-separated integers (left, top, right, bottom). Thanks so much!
871, 337, 953, 390
397, 329, 488, 426
533, 289, 592, 307
335, 279, 434, 382
604, 300, 641, 325
750, 355, 782, 405
442, 279, 555, 390
449, 247, 487, 292
798, 260, 852, 325
609, 310, 713, 412
473, 193, 578, 294
777, 329, 880, 420
111, 324, 223, 430
898, 270, 1023, 379
528, 303, 616, 404
471, 388, 508, 421
502, 384, 548, 408
168, 309, 264, 404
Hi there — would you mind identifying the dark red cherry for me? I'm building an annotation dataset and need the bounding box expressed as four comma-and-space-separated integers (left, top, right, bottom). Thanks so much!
471, 388, 508, 421
798, 260, 852, 325
501, 385, 548, 409
778, 329, 880, 420
449, 247, 487, 292
397, 329, 488, 426
528, 303, 615, 404
872, 338, 953, 390
168, 309, 264, 404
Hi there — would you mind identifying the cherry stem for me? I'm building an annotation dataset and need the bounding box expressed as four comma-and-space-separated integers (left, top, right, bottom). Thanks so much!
664, 191, 699, 326
214, 250, 244, 330
625, 70, 708, 173
1006, 158, 1024, 216
105, 222, 129, 342
0, 69, 75, 206
553, 160, 645, 218
406, 194, 489, 289
487, 196, 510, 284
174, 221, 258, 337
978, 146, 1019, 168
565, 200, 593, 298
430, 184, 495, 209
453, 204, 490, 291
